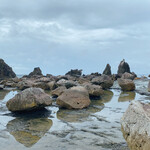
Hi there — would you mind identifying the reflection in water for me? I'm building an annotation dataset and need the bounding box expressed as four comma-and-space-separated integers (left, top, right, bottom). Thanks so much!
7, 118, 53, 147
99, 90, 114, 104
118, 92, 135, 102
57, 98, 106, 123
57, 90, 114, 123
0, 90, 9, 100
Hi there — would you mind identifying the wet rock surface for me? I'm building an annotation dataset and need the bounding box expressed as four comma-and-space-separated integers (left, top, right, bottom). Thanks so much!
121, 101, 150, 150
56, 86, 91, 109
1, 79, 150, 150
118, 78, 135, 91
6, 88, 52, 112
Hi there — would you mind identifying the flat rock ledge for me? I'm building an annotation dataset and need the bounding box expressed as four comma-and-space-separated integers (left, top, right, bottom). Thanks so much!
121, 101, 150, 150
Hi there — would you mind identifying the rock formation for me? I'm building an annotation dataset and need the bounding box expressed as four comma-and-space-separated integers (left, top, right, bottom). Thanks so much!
117, 59, 130, 75
0, 59, 16, 79
65, 69, 82, 77
103, 64, 111, 75
28, 67, 43, 77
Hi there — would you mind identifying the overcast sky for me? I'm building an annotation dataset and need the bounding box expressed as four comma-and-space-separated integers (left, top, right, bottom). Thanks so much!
0, 0, 150, 75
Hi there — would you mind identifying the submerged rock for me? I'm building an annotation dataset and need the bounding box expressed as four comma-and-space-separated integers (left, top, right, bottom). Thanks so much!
118, 78, 135, 91
0, 59, 16, 79
103, 64, 111, 75
6, 88, 52, 112
121, 101, 150, 150
56, 86, 91, 109
28, 67, 43, 77
117, 59, 130, 75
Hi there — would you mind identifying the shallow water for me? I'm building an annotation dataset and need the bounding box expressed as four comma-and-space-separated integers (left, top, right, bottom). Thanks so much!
0, 80, 150, 150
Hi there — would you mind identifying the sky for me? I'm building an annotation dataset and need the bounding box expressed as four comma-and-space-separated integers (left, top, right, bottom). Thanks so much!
0, 0, 150, 76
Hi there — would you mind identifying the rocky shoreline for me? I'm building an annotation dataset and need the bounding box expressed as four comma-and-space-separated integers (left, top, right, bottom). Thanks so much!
0, 58, 150, 150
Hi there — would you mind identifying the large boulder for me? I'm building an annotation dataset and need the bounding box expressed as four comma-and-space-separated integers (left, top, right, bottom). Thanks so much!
91, 75, 114, 89
117, 59, 130, 75
56, 86, 91, 109
118, 78, 135, 91
28, 67, 43, 77
83, 83, 104, 98
0, 59, 16, 79
121, 101, 150, 150
103, 64, 111, 75
65, 69, 82, 77
6, 88, 52, 112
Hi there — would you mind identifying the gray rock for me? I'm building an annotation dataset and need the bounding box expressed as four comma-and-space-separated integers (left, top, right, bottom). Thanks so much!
56, 86, 91, 109
65, 69, 82, 77
118, 78, 135, 91
83, 83, 104, 97
121, 101, 150, 150
6, 88, 52, 112
121, 72, 135, 80
103, 64, 111, 75
51, 86, 67, 97
91, 75, 114, 89
117, 59, 130, 75
28, 67, 43, 77
0, 59, 16, 79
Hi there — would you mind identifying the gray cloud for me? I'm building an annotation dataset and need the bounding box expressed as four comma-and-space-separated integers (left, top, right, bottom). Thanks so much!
0, 0, 150, 75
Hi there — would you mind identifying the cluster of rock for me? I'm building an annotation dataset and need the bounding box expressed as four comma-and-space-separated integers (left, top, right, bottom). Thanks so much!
0, 58, 141, 112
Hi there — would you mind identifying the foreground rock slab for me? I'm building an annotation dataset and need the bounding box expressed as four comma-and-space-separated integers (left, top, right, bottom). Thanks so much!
121, 101, 150, 150
6, 88, 52, 112
56, 86, 91, 109
118, 78, 135, 91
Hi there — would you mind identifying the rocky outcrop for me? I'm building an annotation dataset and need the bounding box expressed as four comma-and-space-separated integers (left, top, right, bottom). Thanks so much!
117, 59, 130, 75
28, 67, 43, 77
103, 64, 111, 75
91, 75, 114, 89
56, 86, 91, 109
65, 69, 82, 77
121, 101, 150, 150
6, 88, 52, 112
118, 78, 135, 91
0, 59, 16, 79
